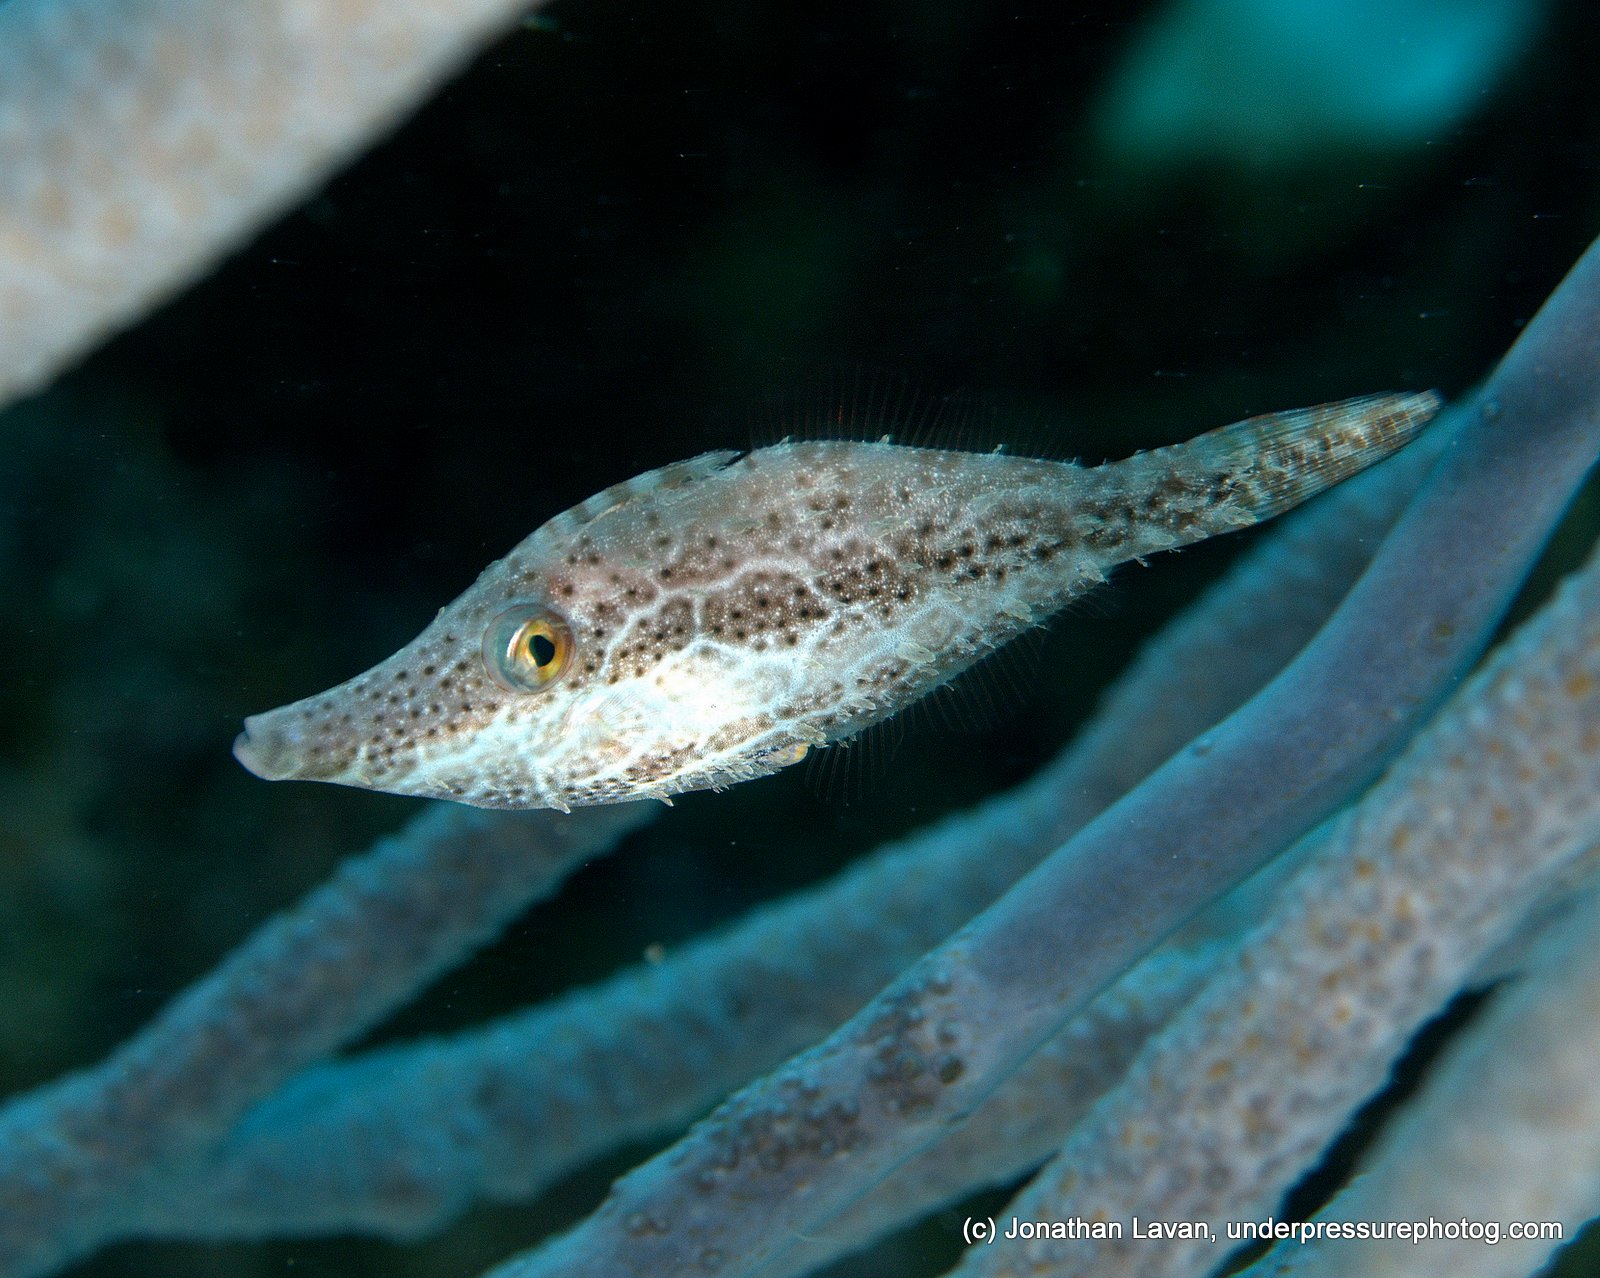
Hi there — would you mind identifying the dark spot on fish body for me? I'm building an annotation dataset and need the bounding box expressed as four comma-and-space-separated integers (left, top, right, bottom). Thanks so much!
1084, 523, 1125, 551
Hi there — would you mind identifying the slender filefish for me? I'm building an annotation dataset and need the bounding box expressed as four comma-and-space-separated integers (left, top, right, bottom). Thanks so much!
234, 391, 1441, 810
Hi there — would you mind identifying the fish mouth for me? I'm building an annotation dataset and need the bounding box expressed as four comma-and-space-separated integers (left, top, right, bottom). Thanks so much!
233, 711, 309, 782
233, 703, 433, 792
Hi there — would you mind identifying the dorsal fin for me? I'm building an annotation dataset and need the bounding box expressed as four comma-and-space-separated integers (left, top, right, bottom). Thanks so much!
553, 450, 742, 533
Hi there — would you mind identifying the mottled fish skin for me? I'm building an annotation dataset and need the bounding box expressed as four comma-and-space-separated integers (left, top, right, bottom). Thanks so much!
234, 391, 1442, 810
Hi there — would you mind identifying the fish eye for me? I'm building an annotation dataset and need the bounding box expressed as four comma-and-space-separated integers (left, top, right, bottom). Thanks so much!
482, 604, 575, 693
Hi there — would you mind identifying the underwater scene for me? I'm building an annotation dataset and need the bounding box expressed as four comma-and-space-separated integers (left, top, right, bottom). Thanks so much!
3, 0, 1600, 1275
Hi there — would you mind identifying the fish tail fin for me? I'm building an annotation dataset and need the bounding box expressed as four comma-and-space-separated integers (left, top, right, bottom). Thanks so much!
1190, 390, 1443, 522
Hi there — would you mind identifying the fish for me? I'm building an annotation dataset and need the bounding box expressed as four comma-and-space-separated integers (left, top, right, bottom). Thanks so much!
233, 390, 1442, 810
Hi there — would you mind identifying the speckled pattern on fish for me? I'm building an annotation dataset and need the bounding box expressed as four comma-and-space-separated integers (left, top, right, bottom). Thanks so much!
234, 391, 1441, 810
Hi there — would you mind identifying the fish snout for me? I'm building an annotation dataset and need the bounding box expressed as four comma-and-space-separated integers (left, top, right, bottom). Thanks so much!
233, 710, 311, 781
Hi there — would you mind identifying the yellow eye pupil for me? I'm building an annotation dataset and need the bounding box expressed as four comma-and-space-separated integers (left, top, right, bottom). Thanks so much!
524, 630, 558, 667
483, 604, 575, 693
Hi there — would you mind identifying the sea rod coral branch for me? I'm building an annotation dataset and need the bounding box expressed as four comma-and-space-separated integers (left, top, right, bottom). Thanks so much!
110, 423, 1437, 1248
758, 943, 1227, 1278
484, 233, 1600, 1278
0, 802, 650, 1278
0, 0, 543, 410
1252, 883, 1600, 1278
952, 534, 1600, 1278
